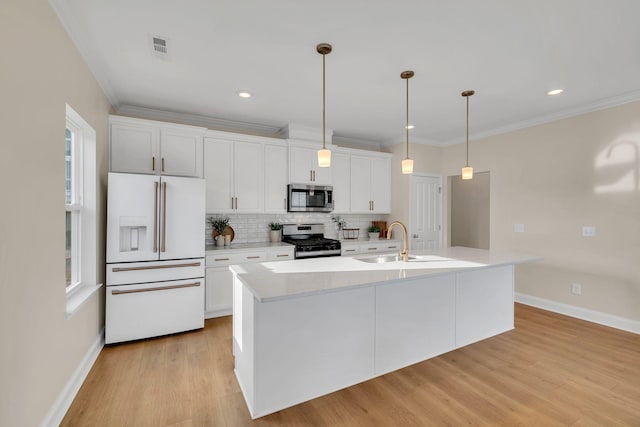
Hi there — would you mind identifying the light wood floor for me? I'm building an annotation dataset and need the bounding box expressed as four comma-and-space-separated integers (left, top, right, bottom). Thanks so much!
62, 304, 640, 426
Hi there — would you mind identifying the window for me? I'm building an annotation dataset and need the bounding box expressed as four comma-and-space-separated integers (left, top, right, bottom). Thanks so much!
65, 104, 100, 317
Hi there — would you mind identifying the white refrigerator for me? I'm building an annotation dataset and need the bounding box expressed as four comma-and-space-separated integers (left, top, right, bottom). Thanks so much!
105, 172, 205, 344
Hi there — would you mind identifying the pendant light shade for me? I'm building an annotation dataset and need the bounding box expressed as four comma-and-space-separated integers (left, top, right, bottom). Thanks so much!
461, 90, 475, 180
401, 70, 414, 175
317, 43, 332, 167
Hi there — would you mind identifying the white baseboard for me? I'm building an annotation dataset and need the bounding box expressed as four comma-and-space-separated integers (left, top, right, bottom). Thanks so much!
39, 328, 104, 427
515, 293, 640, 335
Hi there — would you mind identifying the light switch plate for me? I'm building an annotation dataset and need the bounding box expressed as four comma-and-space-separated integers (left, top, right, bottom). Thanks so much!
514, 224, 525, 233
582, 226, 596, 237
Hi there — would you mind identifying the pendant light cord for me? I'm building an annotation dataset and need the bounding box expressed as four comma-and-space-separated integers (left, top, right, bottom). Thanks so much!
465, 94, 469, 167
322, 52, 326, 150
406, 76, 409, 159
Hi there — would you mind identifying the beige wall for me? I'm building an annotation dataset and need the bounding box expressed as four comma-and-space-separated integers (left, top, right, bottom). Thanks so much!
389, 142, 443, 229
439, 102, 640, 321
0, 1, 111, 426
450, 171, 490, 249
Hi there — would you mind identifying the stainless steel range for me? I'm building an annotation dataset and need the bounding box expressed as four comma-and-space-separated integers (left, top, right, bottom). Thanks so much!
282, 223, 341, 259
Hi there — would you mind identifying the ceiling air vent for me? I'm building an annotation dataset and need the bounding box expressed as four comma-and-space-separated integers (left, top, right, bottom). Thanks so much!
149, 35, 170, 59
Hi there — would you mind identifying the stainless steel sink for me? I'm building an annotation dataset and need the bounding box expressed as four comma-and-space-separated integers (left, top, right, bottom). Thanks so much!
356, 254, 419, 263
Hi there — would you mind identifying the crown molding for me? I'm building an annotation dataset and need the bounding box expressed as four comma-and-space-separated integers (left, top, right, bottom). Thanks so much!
115, 105, 283, 137
440, 90, 640, 146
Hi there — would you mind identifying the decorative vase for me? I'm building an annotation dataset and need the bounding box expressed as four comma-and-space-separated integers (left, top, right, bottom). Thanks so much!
269, 229, 281, 243
215, 235, 224, 246
368, 232, 379, 240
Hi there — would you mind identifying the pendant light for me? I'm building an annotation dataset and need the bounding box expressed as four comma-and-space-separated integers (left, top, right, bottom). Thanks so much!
401, 70, 414, 174
461, 90, 475, 180
317, 43, 332, 167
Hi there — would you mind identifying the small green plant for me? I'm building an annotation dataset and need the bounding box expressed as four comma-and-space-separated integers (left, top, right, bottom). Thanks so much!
268, 222, 283, 231
208, 215, 230, 234
368, 225, 381, 233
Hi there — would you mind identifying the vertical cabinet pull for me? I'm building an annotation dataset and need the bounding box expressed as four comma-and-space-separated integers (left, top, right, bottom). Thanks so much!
153, 181, 158, 253
284, 198, 287, 210
161, 182, 167, 252
161, 157, 165, 172
231, 197, 234, 209
152, 156, 156, 171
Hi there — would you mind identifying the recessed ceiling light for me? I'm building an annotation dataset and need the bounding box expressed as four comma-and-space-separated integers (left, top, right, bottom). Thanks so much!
546, 89, 564, 96
237, 90, 252, 98
406, 125, 415, 129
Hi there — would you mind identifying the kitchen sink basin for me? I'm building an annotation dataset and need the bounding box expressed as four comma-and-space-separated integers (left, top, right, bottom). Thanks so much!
356, 254, 419, 263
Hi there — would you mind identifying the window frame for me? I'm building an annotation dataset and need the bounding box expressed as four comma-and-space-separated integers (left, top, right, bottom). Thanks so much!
64, 104, 101, 317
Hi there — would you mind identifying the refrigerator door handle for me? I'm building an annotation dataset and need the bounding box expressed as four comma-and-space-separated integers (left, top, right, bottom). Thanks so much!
153, 181, 159, 253
161, 182, 167, 252
111, 281, 201, 295
111, 261, 202, 272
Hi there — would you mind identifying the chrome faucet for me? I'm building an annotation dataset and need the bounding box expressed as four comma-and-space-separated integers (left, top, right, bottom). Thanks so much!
387, 221, 409, 262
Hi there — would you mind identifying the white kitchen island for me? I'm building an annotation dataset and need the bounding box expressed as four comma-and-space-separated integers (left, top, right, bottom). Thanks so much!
230, 246, 539, 419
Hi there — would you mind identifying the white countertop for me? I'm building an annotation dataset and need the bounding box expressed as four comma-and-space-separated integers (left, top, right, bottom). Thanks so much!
205, 241, 293, 253
230, 246, 541, 302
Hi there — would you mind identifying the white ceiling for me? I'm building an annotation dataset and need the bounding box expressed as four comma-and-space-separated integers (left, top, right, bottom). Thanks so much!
51, 0, 640, 147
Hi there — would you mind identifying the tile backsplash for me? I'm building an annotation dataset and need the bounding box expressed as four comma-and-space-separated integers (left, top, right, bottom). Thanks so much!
205, 213, 389, 245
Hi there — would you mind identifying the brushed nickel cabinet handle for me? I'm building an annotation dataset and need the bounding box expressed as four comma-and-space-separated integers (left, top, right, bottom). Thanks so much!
161, 182, 167, 252
161, 157, 165, 172
152, 156, 156, 171
112, 282, 201, 295
214, 258, 230, 262
112, 262, 201, 272
153, 181, 159, 253
246, 256, 261, 259
276, 254, 289, 257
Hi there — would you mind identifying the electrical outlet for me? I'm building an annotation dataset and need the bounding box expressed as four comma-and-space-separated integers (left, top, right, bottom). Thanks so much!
571, 283, 582, 295
582, 226, 596, 237
514, 224, 525, 233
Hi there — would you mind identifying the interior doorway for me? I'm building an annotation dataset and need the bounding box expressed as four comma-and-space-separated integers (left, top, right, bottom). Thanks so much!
449, 171, 490, 249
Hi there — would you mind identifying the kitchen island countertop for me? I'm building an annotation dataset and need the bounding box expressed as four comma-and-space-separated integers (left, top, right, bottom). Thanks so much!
230, 246, 540, 302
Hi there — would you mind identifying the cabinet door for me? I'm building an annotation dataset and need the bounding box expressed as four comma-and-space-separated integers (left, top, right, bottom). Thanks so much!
264, 144, 288, 213
370, 157, 390, 213
313, 162, 332, 185
289, 146, 315, 184
234, 141, 264, 212
160, 129, 203, 177
350, 155, 372, 213
205, 267, 233, 318
331, 151, 350, 213
110, 123, 159, 174
204, 138, 234, 213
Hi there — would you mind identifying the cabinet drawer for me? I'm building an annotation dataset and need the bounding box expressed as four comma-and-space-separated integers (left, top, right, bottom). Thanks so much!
341, 245, 361, 256
268, 249, 295, 261
206, 251, 267, 267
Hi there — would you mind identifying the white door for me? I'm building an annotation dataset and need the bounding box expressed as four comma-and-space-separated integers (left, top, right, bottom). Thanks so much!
106, 173, 159, 263
410, 174, 442, 250
160, 176, 205, 260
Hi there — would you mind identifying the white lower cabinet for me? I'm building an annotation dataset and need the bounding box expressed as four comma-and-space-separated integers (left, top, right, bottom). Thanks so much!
205, 246, 294, 318
340, 240, 401, 256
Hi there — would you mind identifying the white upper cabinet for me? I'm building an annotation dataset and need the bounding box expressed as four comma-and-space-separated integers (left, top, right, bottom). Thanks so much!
349, 152, 391, 214
331, 150, 350, 213
204, 136, 264, 213
109, 116, 205, 177
288, 144, 331, 185
264, 143, 288, 213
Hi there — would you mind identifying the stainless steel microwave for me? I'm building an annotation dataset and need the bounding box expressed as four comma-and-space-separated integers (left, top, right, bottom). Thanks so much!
287, 184, 333, 212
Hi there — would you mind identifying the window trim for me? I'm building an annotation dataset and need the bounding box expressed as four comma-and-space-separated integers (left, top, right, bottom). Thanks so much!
65, 104, 102, 318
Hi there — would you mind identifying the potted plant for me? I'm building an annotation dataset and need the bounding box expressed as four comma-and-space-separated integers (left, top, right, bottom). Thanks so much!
209, 215, 230, 246
368, 225, 380, 240
268, 222, 283, 242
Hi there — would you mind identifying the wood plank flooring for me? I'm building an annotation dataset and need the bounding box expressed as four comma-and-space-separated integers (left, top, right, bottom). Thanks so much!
61, 304, 640, 426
